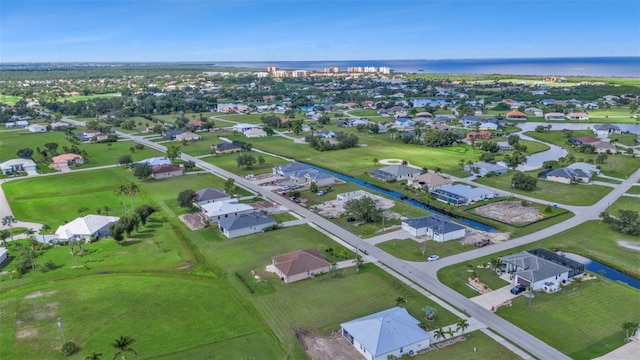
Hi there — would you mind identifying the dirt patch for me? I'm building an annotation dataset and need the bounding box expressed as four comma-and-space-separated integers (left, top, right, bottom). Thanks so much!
15, 328, 38, 339
434, 335, 467, 348
474, 201, 540, 225
24, 290, 56, 299
179, 213, 206, 230
461, 228, 510, 246
176, 261, 192, 270
296, 328, 363, 360
251, 200, 282, 211
468, 276, 491, 294
617, 240, 640, 252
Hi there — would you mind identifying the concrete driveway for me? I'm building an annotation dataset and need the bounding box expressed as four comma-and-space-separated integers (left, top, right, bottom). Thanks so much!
471, 285, 518, 310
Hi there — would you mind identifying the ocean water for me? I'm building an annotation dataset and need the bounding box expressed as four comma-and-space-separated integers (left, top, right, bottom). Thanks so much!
215, 57, 640, 77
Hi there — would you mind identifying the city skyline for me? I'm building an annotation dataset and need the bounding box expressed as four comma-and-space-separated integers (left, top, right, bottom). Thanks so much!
1, 0, 639, 63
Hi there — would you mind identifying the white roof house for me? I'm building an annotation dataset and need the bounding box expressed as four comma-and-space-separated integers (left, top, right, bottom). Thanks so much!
28, 123, 47, 133
244, 128, 267, 138
54, 215, 120, 242
341, 307, 430, 360
200, 200, 254, 222
0, 158, 37, 175
135, 156, 172, 167
0, 247, 8, 265
232, 123, 258, 132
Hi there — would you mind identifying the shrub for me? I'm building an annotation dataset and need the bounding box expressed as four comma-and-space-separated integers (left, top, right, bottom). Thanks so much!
61, 341, 78, 356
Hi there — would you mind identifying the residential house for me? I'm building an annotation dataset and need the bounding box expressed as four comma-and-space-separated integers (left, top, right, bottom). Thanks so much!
51, 153, 84, 170
218, 211, 276, 238
175, 131, 201, 141
460, 116, 484, 126
54, 215, 120, 242
232, 123, 258, 132
464, 161, 508, 177
592, 141, 617, 153
27, 123, 47, 133
408, 172, 453, 192
270, 248, 331, 283
583, 102, 599, 110
464, 131, 492, 141
506, 110, 528, 120
151, 164, 183, 179
524, 107, 544, 117
313, 129, 339, 138
195, 188, 231, 207
200, 200, 254, 223
415, 111, 433, 119
301, 170, 335, 187
576, 136, 599, 144
0, 158, 37, 175
544, 112, 566, 121
567, 112, 589, 120
341, 307, 431, 360
135, 156, 172, 167
401, 215, 466, 242
432, 184, 496, 206
4, 120, 29, 128
50, 122, 70, 131
434, 115, 455, 123
593, 124, 621, 137
369, 165, 421, 182
273, 162, 313, 178
544, 167, 592, 184
244, 128, 267, 138
501, 250, 583, 291
478, 122, 498, 131
213, 142, 243, 154
497, 142, 512, 151
394, 117, 415, 128
164, 129, 186, 139
567, 162, 601, 176
83, 129, 102, 139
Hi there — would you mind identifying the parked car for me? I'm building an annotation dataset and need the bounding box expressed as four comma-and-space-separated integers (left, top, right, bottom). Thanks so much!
316, 190, 324, 196
244, 174, 255, 179
427, 255, 440, 262
475, 239, 492, 247
346, 216, 356, 222
281, 185, 290, 191
510, 284, 526, 295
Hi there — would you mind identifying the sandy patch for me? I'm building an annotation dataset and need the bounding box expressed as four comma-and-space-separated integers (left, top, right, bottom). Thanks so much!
179, 213, 206, 230
24, 290, 56, 299
296, 329, 363, 360
617, 240, 640, 252
15, 328, 38, 339
474, 201, 540, 224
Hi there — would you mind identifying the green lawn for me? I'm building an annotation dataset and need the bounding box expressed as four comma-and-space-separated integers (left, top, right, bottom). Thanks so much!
63, 92, 121, 102
497, 280, 640, 359
609, 132, 639, 146
0, 94, 22, 105
0, 274, 284, 360
203, 151, 290, 176
475, 172, 613, 206
377, 239, 475, 261
347, 109, 380, 117
413, 330, 521, 360
625, 186, 640, 195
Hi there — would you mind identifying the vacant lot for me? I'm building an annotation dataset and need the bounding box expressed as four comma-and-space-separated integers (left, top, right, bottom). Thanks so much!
474, 201, 540, 224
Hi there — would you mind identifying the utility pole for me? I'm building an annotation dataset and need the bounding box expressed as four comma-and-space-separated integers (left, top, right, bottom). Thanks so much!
355, 244, 359, 272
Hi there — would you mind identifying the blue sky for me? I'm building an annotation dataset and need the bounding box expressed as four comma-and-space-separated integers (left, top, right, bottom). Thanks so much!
1, 0, 639, 62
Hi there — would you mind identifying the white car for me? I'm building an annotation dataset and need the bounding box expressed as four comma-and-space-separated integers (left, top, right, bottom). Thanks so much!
427, 255, 440, 262
244, 174, 255, 179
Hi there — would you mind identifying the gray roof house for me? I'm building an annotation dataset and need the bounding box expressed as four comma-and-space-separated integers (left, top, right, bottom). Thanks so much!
273, 162, 312, 178
464, 161, 507, 177
341, 307, 430, 360
501, 251, 574, 291
593, 124, 621, 136
544, 167, 592, 184
195, 188, 231, 207
567, 162, 601, 176
218, 211, 276, 238
369, 165, 421, 182
401, 215, 466, 242
432, 184, 496, 206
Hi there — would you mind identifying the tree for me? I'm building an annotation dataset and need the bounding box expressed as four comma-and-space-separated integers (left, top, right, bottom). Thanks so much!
103, 206, 112, 216
258, 156, 265, 167
224, 178, 236, 195
61, 341, 79, 356
16, 148, 34, 159
1, 215, 17, 241
373, 157, 379, 165
111, 335, 138, 360
177, 189, 198, 209
395, 296, 406, 307
166, 144, 181, 162
503, 151, 527, 169
456, 319, 469, 335
114, 213, 142, 238
601, 209, 640, 236
183, 160, 196, 171
85, 352, 103, 360
401, 160, 408, 166
115, 182, 140, 212
433, 328, 446, 342
236, 153, 257, 170
507, 134, 520, 145
511, 172, 537, 191
446, 327, 456, 339
423, 306, 437, 321
309, 181, 318, 194
0, 230, 10, 247
132, 163, 153, 180
344, 197, 383, 223
134, 204, 156, 226
118, 155, 133, 165
622, 321, 639, 341
78, 207, 90, 216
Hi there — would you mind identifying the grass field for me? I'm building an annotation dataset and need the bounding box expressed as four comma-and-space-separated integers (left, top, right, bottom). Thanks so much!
497, 280, 640, 359
624, 186, 640, 195
377, 238, 475, 261
204, 152, 292, 177
608, 132, 640, 146
0, 94, 21, 105
63, 93, 121, 102
412, 330, 520, 360
475, 172, 613, 206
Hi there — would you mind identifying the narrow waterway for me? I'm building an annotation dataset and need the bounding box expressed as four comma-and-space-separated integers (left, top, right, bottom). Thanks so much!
302, 163, 499, 232
561, 252, 640, 290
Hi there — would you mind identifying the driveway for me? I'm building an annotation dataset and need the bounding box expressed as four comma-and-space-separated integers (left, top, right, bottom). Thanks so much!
471, 284, 518, 310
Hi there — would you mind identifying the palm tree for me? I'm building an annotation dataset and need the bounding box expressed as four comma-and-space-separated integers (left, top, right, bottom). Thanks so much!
78, 207, 90, 216
111, 335, 138, 360
622, 321, 639, 341
456, 319, 469, 336
373, 157, 379, 165
395, 296, 407, 307
446, 327, 456, 339
85, 352, 103, 360
434, 167, 442, 174
0, 230, 9, 247
115, 183, 140, 212
103, 206, 112, 216
2, 215, 17, 241
433, 328, 446, 342
423, 306, 437, 321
